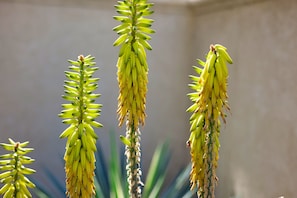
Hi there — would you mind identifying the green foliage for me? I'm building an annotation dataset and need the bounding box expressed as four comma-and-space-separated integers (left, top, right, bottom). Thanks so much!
0, 138, 35, 197
32, 131, 196, 198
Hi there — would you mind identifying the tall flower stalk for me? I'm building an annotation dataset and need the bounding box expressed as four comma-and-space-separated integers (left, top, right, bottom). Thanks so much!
113, 0, 154, 197
59, 55, 102, 197
187, 44, 233, 198
0, 138, 36, 197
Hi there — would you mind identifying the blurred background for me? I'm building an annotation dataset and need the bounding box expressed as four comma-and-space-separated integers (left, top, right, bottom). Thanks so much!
0, 0, 297, 197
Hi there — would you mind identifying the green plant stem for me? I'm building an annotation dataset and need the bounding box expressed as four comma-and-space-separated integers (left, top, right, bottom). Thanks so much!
131, 0, 137, 42
13, 150, 19, 197
204, 120, 216, 198
78, 57, 85, 124
126, 123, 142, 198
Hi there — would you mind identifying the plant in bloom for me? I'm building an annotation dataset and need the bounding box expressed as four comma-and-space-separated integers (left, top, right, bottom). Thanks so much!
187, 44, 233, 198
0, 138, 35, 198
113, 0, 155, 197
59, 55, 102, 197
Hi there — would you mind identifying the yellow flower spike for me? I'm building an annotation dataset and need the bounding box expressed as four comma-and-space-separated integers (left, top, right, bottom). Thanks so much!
187, 44, 232, 198
0, 139, 36, 197
114, 0, 154, 129
60, 55, 102, 197
114, 0, 154, 197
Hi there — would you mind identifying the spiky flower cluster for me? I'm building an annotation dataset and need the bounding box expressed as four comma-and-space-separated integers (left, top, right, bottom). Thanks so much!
187, 44, 232, 198
114, 0, 154, 128
114, 0, 154, 197
0, 138, 35, 198
59, 55, 102, 197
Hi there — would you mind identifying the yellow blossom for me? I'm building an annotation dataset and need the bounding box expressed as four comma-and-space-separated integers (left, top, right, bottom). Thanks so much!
187, 44, 232, 198
0, 138, 35, 197
114, 1, 154, 197
59, 55, 102, 197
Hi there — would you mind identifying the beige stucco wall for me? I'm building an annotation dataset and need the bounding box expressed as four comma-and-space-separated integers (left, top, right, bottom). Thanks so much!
191, 0, 297, 197
1, 0, 297, 197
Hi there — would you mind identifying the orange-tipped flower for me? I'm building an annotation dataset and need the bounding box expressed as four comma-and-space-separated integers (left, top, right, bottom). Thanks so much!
187, 44, 232, 198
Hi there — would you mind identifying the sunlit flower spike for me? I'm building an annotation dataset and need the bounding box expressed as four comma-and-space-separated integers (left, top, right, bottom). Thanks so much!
187, 44, 233, 198
59, 55, 102, 197
113, 0, 155, 197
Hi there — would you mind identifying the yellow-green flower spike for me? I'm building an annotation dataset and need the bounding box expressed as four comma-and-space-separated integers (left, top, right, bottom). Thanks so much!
0, 138, 36, 198
114, 0, 154, 129
187, 44, 232, 198
114, 1, 154, 197
59, 55, 102, 197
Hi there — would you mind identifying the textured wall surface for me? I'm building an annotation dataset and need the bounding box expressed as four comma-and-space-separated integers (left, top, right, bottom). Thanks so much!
191, 0, 297, 197
0, 0, 297, 197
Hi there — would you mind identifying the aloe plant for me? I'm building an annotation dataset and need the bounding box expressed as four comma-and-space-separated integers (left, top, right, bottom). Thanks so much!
32, 131, 196, 198
0, 138, 36, 197
113, 0, 155, 197
187, 44, 233, 198
58, 55, 103, 197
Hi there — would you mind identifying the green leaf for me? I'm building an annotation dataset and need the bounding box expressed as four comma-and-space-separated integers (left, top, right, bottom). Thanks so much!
161, 164, 196, 197
142, 142, 170, 198
109, 131, 127, 198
